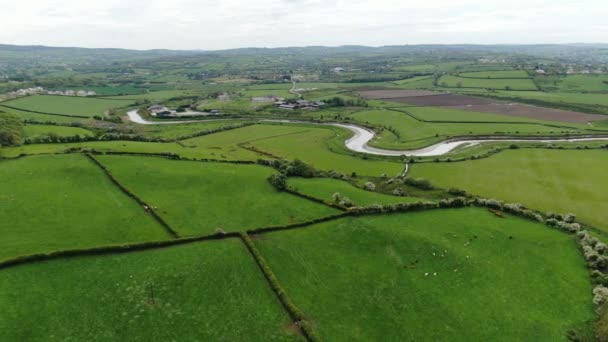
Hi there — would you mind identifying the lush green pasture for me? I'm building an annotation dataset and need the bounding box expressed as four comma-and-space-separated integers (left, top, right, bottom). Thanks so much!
288, 177, 420, 206
246, 124, 404, 176
0, 107, 86, 123
0, 240, 297, 341
492, 90, 608, 106
96, 155, 339, 236
138, 120, 251, 139
545, 75, 608, 92
411, 149, 608, 230
107, 90, 202, 101
0, 154, 168, 260
23, 124, 94, 138
391, 75, 434, 85
255, 208, 594, 341
439, 75, 538, 90
242, 89, 294, 98
458, 70, 530, 78
2, 95, 134, 117
348, 109, 575, 150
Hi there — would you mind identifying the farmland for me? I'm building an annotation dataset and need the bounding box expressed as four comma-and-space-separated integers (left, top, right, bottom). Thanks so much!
1, 95, 134, 117
3, 43, 608, 340
410, 149, 608, 231
254, 208, 594, 341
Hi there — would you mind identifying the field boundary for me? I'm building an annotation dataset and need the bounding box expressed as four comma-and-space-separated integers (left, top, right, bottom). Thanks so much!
0, 104, 90, 119
239, 232, 319, 341
85, 153, 181, 238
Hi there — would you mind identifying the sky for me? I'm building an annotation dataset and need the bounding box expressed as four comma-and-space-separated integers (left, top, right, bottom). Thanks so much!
0, 0, 607, 50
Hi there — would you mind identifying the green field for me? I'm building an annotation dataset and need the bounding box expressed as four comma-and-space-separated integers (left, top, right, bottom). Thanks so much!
0, 240, 298, 341
138, 120, 251, 139
0, 155, 169, 260
23, 124, 94, 138
489, 90, 608, 107
540, 75, 608, 93
1, 95, 134, 117
288, 177, 420, 206
95, 155, 340, 236
0, 107, 87, 123
439, 75, 538, 90
255, 208, 593, 341
458, 70, 530, 78
411, 149, 608, 231
348, 109, 578, 150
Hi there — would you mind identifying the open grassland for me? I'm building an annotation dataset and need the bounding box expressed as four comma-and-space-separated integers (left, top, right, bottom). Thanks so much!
106, 90, 203, 101
539, 75, 608, 93
458, 70, 530, 78
348, 109, 579, 150
138, 120, 251, 139
411, 149, 608, 231
1, 95, 134, 117
23, 124, 94, 138
0, 107, 87, 123
245, 124, 404, 176
485, 90, 608, 107
254, 208, 594, 341
0, 154, 169, 260
439, 75, 538, 90
288, 177, 420, 206
0, 240, 298, 341
96, 155, 340, 236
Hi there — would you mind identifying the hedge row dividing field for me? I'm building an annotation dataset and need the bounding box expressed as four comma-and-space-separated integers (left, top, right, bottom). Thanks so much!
1, 95, 135, 117
0, 154, 170, 260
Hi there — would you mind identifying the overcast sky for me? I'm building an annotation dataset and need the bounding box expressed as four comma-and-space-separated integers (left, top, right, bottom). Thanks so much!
1, 0, 607, 50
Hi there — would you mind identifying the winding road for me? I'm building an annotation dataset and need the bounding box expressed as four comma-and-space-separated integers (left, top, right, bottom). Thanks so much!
127, 110, 608, 157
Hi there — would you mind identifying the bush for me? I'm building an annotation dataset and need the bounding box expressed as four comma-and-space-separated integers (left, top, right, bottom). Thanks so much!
392, 187, 405, 196
404, 177, 434, 190
267, 173, 287, 191
447, 188, 467, 196
364, 182, 376, 191
594, 286, 608, 307
332, 192, 341, 203
339, 197, 354, 208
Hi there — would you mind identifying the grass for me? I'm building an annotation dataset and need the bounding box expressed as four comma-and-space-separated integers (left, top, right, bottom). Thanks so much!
95, 155, 340, 236
0, 107, 87, 123
458, 70, 530, 78
254, 208, 594, 341
0, 154, 169, 260
23, 124, 94, 138
138, 120, 251, 139
0, 240, 299, 341
348, 109, 579, 150
245, 124, 404, 176
439, 75, 538, 90
539, 75, 608, 93
411, 149, 608, 231
1, 95, 134, 117
288, 177, 421, 206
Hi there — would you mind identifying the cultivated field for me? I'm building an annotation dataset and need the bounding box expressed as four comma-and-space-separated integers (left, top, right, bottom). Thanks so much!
95, 155, 340, 236
0, 154, 169, 260
411, 149, 608, 231
438, 75, 538, 90
0, 240, 297, 341
1, 95, 134, 117
254, 208, 594, 341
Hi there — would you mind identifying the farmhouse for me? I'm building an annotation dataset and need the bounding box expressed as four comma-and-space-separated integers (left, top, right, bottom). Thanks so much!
275, 99, 325, 110
252, 95, 282, 102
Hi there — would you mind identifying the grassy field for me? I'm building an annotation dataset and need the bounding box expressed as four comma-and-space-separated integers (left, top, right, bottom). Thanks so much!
490, 90, 608, 106
254, 208, 594, 341
23, 124, 94, 138
458, 70, 530, 78
0, 107, 88, 123
1, 95, 134, 117
138, 120, 251, 139
538, 75, 608, 92
288, 177, 421, 206
439, 75, 538, 90
0, 154, 169, 260
348, 109, 578, 150
245, 124, 404, 176
0, 240, 298, 341
411, 149, 608, 231
95, 155, 340, 236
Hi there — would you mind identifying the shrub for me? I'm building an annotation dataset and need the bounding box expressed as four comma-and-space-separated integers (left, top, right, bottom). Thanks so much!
593, 286, 608, 307
332, 192, 341, 203
339, 197, 354, 208
404, 177, 434, 190
267, 173, 287, 191
564, 213, 577, 223
447, 188, 467, 196
392, 187, 405, 196
364, 182, 376, 191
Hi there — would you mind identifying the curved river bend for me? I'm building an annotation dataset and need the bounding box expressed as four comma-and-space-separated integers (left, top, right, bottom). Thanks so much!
127, 110, 608, 157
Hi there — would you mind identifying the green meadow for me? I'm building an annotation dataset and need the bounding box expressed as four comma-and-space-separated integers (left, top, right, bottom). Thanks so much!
0, 240, 298, 341
2, 95, 134, 117
0, 154, 169, 260
458, 70, 530, 78
439, 75, 538, 90
95, 155, 340, 236
411, 149, 608, 231
254, 208, 594, 341
23, 124, 94, 138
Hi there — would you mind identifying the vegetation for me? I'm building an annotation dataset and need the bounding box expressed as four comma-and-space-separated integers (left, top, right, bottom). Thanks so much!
0, 112, 24, 146
254, 208, 594, 341
1, 95, 134, 117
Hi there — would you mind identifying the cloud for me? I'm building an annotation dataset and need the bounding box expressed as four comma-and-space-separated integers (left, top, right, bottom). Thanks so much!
0, 0, 606, 49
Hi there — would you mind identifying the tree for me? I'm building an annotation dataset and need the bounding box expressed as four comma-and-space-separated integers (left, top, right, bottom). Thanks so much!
267, 173, 287, 191
0, 112, 24, 146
